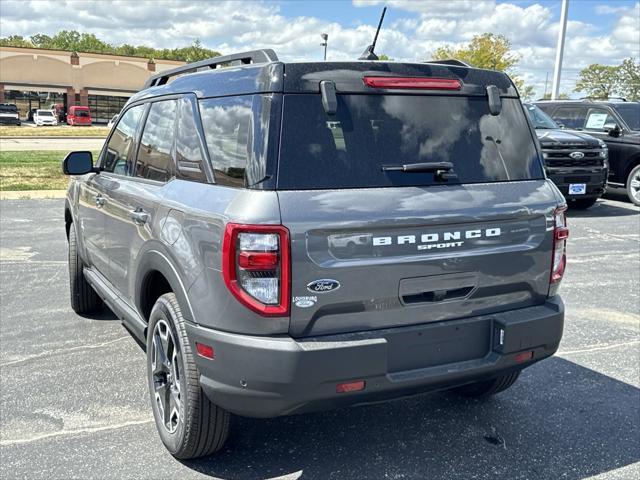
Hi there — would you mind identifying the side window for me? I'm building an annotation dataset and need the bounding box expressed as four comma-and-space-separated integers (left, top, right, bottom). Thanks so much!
176, 98, 208, 183
552, 106, 586, 129
199, 96, 252, 187
102, 104, 145, 175
135, 100, 177, 182
584, 108, 616, 131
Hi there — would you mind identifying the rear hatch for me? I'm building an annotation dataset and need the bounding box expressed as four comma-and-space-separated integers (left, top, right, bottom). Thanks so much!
276, 83, 561, 338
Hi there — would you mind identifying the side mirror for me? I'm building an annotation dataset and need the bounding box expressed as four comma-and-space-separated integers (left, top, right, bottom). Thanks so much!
604, 123, 621, 137
62, 151, 97, 175
556, 122, 565, 129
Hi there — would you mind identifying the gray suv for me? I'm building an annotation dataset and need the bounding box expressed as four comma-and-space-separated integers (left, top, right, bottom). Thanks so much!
63, 50, 567, 459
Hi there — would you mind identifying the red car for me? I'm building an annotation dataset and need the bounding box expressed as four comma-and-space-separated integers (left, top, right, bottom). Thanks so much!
67, 106, 92, 126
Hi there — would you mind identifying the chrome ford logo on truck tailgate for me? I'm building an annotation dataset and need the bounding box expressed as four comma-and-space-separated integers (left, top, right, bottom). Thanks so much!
307, 279, 340, 293
569, 151, 585, 159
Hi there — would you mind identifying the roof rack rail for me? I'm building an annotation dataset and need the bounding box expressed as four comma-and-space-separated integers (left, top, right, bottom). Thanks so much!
143, 49, 279, 89
424, 58, 471, 68
579, 96, 628, 102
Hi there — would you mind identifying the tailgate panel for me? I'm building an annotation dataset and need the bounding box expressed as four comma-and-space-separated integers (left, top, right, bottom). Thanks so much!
279, 180, 560, 338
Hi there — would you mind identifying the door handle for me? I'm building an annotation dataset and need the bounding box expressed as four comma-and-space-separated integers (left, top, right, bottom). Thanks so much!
95, 195, 106, 208
130, 209, 150, 225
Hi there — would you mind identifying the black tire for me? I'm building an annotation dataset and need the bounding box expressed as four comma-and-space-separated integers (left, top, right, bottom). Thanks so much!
68, 222, 102, 314
452, 371, 521, 398
569, 197, 598, 210
147, 293, 230, 459
626, 164, 640, 207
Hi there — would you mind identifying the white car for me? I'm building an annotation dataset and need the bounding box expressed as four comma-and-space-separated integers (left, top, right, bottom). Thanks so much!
33, 109, 58, 126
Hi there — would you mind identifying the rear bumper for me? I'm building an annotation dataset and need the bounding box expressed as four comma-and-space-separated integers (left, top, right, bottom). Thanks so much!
0, 118, 20, 125
546, 168, 608, 199
187, 297, 564, 418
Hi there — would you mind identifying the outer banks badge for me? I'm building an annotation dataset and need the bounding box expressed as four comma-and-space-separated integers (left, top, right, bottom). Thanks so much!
294, 296, 317, 308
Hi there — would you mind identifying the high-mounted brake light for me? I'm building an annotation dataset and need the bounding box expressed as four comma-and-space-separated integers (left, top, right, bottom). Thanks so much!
363, 76, 462, 90
550, 207, 569, 290
222, 223, 290, 316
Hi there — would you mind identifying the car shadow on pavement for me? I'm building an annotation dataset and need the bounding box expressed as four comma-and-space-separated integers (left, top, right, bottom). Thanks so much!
568, 200, 639, 218
183, 357, 639, 480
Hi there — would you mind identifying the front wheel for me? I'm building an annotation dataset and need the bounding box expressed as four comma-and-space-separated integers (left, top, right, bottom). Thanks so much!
147, 293, 230, 459
452, 371, 521, 398
626, 164, 640, 206
68, 222, 102, 314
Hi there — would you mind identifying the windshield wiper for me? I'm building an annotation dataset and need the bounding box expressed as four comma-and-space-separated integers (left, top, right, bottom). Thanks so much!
382, 161, 454, 172
382, 162, 458, 181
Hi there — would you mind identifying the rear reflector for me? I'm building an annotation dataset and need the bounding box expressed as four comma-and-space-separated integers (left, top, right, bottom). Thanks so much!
238, 251, 279, 270
363, 76, 462, 90
336, 380, 366, 393
196, 342, 214, 359
514, 351, 534, 363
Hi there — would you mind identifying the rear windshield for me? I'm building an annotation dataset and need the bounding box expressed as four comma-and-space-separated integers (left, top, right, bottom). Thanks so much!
277, 95, 543, 189
0, 105, 18, 113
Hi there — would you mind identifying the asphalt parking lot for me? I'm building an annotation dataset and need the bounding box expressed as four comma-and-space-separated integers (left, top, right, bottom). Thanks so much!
0, 194, 638, 480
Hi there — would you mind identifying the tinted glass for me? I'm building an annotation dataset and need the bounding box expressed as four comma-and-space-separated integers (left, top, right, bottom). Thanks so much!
102, 104, 145, 175
552, 106, 585, 129
135, 100, 177, 182
524, 103, 558, 129
199, 96, 252, 187
612, 103, 640, 130
176, 98, 208, 183
278, 95, 543, 190
0, 105, 18, 112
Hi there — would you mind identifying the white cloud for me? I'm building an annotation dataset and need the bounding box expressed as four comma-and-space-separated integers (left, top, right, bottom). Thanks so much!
0, 0, 637, 98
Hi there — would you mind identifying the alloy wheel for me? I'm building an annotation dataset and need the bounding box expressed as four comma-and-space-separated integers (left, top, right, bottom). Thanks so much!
151, 319, 182, 434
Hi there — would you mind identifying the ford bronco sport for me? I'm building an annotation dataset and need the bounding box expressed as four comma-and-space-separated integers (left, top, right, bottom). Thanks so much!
63, 49, 567, 459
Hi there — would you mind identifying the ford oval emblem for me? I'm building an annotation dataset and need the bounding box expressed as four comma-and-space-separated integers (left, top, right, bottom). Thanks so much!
569, 151, 585, 159
307, 279, 341, 293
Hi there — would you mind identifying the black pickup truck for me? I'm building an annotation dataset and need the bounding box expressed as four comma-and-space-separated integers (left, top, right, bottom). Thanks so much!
524, 103, 608, 209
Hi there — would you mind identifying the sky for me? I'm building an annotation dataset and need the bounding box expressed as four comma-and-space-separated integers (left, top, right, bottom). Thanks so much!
0, 0, 638, 98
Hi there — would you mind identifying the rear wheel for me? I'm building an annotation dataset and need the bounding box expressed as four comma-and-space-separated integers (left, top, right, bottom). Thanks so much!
452, 371, 521, 398
147, 293, 230, 459
569, 197, 597, 209
68, 222, 102, 314
626, 164, 640, 206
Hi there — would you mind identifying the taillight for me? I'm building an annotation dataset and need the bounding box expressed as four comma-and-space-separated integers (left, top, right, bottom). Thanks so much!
549, 207, 569, 293
222, 223, 290, 316
363, 76, 462, 90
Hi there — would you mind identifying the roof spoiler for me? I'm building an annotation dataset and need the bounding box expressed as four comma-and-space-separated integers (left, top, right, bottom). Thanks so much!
143, 49, 279, 89
424, 59, 471, 68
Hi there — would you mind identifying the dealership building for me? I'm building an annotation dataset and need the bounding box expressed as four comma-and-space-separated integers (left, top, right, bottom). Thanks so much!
0, 46, 185, 123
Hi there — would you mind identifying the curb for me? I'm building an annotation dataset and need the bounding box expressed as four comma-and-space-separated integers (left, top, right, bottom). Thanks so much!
0, 190, 66, 200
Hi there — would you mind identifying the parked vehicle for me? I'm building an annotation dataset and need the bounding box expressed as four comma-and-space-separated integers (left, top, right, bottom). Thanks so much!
50, 103, 66, 123
67, 105, 92, 126
535, 99, 640, 206
0, 103, 21, 125
33, 109, 58, 126
63, 49, 567, 459
524, 103, 608, 209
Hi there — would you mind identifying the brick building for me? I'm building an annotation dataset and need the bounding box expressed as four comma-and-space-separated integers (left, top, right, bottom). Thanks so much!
0, 46, 185, 123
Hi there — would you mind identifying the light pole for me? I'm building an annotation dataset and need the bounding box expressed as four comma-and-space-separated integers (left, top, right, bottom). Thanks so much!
320, 33, 328, 61
551, 0, 569, 100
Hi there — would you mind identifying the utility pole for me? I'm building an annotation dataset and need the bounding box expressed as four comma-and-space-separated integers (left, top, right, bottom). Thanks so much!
551, 0, 569, 100
320, 33, 328, 61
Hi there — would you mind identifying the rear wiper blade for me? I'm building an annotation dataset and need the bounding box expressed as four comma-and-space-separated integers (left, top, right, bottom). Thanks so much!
382, 161, 454, 173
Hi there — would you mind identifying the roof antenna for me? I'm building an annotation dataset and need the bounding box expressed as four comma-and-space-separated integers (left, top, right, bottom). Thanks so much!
358, 6, 387, 60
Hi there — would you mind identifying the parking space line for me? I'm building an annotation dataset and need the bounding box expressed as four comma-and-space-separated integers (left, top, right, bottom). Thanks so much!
557, 340, 640, 356
0, 336, 130, 367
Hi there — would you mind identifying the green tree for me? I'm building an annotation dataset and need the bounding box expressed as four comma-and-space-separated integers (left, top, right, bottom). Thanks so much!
519, 85, 536, 102
618, 58, 640, 101
377, 53, 391, 61
574, 64, 620, 99
0, 31, 220, 62
541, 92, 570, 100
432, 33, 519, 71
0, 35, 33, 47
